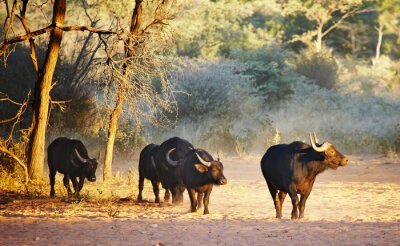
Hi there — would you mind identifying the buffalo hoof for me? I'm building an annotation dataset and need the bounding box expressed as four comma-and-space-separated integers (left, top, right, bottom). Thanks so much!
203, 210, 209, 215
50, 194, 55, 198
155, 198, 160, 203
190, 207, 197, 213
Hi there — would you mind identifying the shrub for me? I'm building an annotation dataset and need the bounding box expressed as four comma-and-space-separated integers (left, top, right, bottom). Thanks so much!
151, 59, 268, 154
294, 50, 338, 89
269, 82, 400, 154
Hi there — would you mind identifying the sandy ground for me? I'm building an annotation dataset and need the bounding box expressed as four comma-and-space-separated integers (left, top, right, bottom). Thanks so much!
1, 155, 400, 245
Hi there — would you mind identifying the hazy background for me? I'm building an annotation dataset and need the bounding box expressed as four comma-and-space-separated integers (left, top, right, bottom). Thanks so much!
1, 0, 399, 160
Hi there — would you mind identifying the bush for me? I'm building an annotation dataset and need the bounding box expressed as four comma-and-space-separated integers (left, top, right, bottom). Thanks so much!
294, 50, 338, 89
231, 45, 302, 106
152, 59, 269, 154
269, 82, 400, 154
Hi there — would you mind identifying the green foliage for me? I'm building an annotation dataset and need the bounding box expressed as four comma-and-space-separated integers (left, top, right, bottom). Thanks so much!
294, 50, 338, 89
172, 0, 280, 59
231, 45, 302, 105
337, 55, 400, 95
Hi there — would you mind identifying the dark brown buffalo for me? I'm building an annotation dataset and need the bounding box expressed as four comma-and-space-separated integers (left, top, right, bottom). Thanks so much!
180, 148, 227, 214
48, 137, 98, 197
260, 133, 348, 219
137, 143, 170, 203
154, 137, 194, 204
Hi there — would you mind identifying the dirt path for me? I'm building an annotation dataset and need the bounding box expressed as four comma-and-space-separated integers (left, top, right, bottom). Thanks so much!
1, 155, 400, 245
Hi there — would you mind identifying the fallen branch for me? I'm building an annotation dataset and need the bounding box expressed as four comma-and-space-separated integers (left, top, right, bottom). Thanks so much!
0, 145, 29, 183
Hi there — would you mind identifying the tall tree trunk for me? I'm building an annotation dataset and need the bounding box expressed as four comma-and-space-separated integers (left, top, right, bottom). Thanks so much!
103, 0, 143, 181
373, 23, 383, 65
315, 25, 323, 53
27, 0, 66, 179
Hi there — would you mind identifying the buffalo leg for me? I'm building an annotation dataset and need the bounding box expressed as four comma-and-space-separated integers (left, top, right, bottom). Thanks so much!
197, 192, 204, 209
164, 189, 170, 203
288, 185, 299, 220
299, 180, 315, 219
151, 181, 161, 203
63, 175, 72, 196
49, 170, 56, 198
70, 176, 79, 196
266, 181, 282, 218
203, 186, 213, 215
171, 188, 177, 204
77, 176, 85, 195
175, 185, 185, 205
137, 173, 145, 202
187, 188, 197, 212
278, 191, 287, 217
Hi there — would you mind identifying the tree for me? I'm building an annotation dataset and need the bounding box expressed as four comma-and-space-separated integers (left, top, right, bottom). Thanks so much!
27, 0, 67, 179
1, 0, 116, 179
280, 0, 369, 52
102, 0, 177, 181
1, 0, 176, 180
372, 0, 400, 63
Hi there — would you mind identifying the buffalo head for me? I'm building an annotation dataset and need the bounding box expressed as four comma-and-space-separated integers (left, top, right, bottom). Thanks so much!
309, 133, 348, 168
194, 153, 227, 185
74, 149, 98, 182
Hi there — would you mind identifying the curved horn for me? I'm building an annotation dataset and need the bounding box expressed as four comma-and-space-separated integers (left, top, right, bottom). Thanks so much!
309, 133, 330, 152
195, 152, 211, 167
75, 149, 88, 163
313, 132, 319, 144
166, 148, 179, 166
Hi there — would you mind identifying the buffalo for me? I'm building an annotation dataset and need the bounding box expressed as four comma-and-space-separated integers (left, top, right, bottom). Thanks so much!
260, 133, 348, 219
48, 137, 98, 197
154, 137, 194, 204
137, 143, 170, 203
180, 149, 227, 214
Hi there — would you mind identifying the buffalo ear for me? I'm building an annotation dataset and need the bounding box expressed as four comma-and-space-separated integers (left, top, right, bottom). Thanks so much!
194, 164, 208, 173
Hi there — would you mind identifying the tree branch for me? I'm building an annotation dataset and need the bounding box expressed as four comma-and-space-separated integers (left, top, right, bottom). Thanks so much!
0, 24, 120, 57
322, 8, 375, 38
0, 145, 29, 183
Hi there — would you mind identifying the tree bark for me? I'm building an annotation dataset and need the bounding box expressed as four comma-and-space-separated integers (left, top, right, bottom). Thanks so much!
373, 23, 383, 65
103, 0, 143, 181
315, 25, 323, 52
103, 81, 126, 181
27, 0, 66, 179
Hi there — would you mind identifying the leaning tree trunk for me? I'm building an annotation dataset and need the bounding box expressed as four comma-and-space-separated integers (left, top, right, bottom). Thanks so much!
27, 0, 66, 179
103, 81, 126, 181
103, 0, 143, 181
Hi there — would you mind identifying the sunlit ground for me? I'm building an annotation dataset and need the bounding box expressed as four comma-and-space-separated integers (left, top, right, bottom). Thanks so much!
1, 155, 400, 245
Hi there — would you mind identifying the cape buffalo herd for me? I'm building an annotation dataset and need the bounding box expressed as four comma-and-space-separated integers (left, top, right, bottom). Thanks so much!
47, 133, 347, 218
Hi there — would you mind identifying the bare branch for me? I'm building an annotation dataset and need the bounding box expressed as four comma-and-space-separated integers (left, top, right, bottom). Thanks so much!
0, 145, 29, 183
0, 92, 23, 106
322, 8, 376, 38
0, 91, 31, 125
0, 24, 120, 58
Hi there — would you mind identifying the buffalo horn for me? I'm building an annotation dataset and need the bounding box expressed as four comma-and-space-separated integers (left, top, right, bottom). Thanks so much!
75, 149, 88, 163
309, 132, 330, 152
166, 148, 179, 166
195, 152, 211, 167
